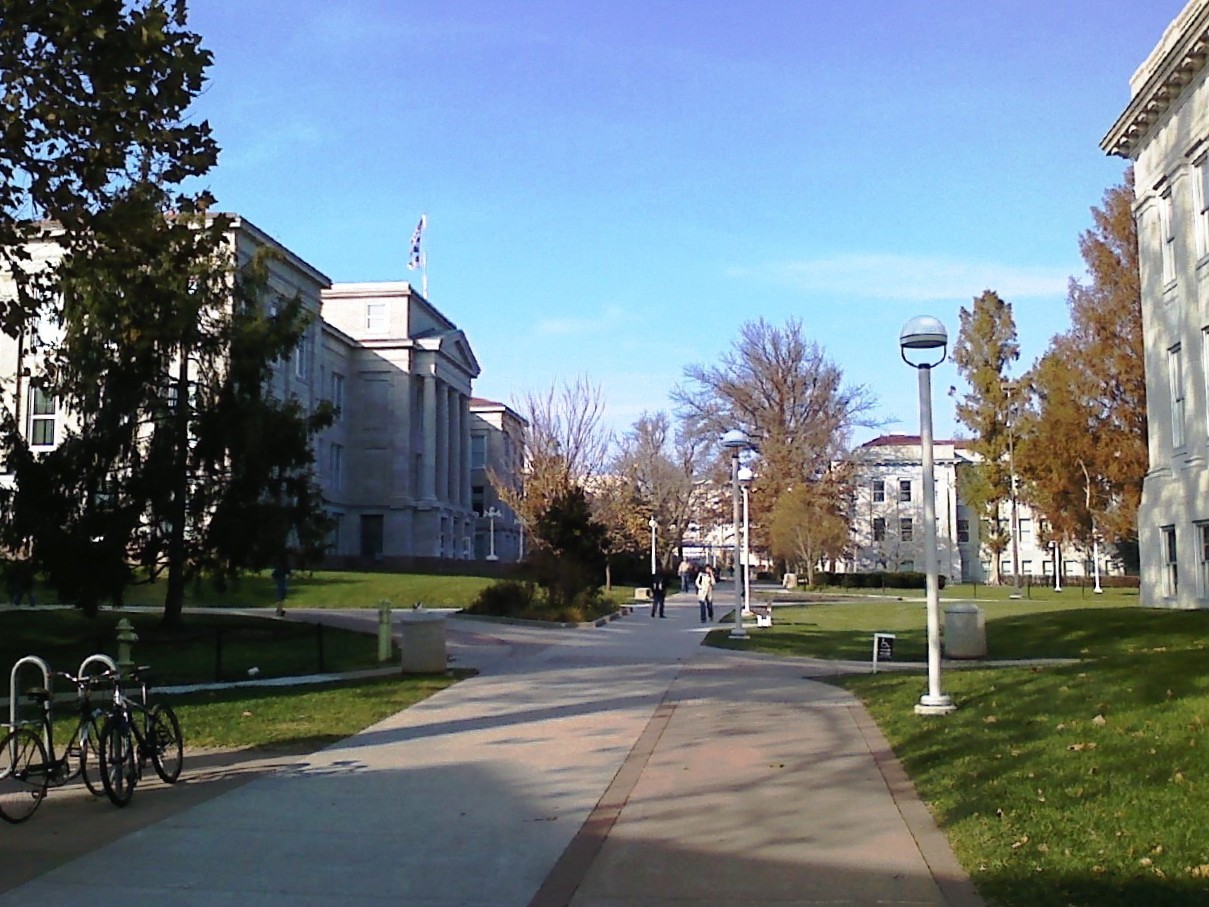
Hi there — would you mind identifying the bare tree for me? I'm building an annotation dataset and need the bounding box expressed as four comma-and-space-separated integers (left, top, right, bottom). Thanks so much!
612, 411, 710, 569
491, 376, 612, 537
672, 317, 877, 527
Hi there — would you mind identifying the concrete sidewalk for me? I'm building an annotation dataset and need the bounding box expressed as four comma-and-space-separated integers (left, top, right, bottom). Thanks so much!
0, 592, 983, 907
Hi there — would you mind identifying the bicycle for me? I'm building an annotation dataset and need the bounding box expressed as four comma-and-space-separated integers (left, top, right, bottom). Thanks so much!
98, 665, 183, 807
0, 666, 119, 824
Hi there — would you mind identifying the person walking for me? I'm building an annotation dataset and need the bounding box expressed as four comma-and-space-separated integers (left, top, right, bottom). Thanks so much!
650, 571, 667, 618
696, 566, 715, 623
677, 559, 693, 593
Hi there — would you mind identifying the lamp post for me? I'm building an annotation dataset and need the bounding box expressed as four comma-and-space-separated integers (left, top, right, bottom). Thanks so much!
738, 466, 754, 616
648, 516, 658, 577
484, 506, 501, 561
1050, 540, 1062, 592
1092, 531, 1103, 594
900, 316, 955, 716
721, 429, 751, 640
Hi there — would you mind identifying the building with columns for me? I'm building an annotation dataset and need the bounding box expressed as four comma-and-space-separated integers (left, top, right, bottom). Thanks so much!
1103, 0, 1209, 607
319, 281, 481, 561
0, 216, 497, 565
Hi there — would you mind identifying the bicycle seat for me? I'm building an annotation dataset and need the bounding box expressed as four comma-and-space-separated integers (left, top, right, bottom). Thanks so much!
130, 665, 155, 684
25, 687, 52, 703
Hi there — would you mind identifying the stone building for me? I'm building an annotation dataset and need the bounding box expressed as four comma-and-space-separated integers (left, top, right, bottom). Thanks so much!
1103, 0, 1209, 606
469, 398, 526, 562
0, 215, 497, 564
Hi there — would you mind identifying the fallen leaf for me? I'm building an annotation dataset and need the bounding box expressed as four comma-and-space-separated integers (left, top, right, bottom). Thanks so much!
1092, 715, 1107, 726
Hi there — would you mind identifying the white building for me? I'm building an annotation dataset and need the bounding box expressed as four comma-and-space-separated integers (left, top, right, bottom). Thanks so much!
847, 436, 1117, 585
0, 216, 502, 566
1102, 0, 1209, 607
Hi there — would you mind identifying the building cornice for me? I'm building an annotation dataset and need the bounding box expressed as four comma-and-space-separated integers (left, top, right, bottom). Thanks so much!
1102, 1, 1209, 159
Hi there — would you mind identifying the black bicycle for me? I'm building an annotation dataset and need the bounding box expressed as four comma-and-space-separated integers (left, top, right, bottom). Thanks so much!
98, 665, 183, 807
0, 668, 118, 823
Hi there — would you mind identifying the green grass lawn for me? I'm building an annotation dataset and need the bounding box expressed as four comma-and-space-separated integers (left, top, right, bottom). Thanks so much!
709, 593, 1209, 907
171, 672, 467, 751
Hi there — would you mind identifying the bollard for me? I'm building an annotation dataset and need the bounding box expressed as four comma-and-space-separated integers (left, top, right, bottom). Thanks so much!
377, 599, 393, 663
115, 618, 139, 675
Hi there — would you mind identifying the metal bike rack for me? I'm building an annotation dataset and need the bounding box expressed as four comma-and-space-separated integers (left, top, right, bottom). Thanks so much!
77, 653, 119, 681
8, 654, 51, 735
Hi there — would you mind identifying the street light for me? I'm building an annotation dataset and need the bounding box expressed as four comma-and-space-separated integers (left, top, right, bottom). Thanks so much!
738, 465, 755, 616
648, 516, 658, 577
900, 316, 955, 716
484, 506, 502, 561
721, 428, 751, 640
1050, 540, 1062, 592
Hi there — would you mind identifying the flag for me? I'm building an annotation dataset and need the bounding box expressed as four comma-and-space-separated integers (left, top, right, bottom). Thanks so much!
408, 215, 426, 270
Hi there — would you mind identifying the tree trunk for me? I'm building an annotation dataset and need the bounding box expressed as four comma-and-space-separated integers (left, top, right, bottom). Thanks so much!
162, 351, 190, 628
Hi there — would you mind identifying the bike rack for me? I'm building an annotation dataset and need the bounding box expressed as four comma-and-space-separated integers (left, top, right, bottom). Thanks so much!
8, 654, 51, 735
78, 653, 118, 682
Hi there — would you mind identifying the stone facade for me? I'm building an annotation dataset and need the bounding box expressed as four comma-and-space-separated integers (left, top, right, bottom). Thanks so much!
469, 398, 526, 563
1103, 0, 1209, 607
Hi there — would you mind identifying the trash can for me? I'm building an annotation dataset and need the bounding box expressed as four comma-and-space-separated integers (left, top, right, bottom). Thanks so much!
944, 603, 986, 659
783, 573, 798, 590
399, 609, 447, 673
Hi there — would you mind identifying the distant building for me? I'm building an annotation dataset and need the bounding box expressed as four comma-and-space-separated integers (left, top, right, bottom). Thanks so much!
846, 436, 1121, 585
469, 398, 526, 562
1102, 0, 1209, 606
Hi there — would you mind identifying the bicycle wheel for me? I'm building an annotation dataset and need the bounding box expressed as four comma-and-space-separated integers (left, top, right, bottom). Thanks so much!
148, 703, 183, 784
76, 716, 106, 797
0, 727, 49, 823
98, 715, 137, 807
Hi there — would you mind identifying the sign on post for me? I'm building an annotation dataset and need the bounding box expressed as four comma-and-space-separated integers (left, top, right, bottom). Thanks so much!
872, 632, 896, 673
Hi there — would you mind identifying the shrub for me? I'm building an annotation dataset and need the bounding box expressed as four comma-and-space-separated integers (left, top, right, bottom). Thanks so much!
466, 580, 538, 617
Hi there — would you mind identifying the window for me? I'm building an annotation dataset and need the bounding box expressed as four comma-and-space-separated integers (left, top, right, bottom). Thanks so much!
1000, 560, 1011, 577
1160, 188, 1176, 285
900, 560, 915, 572
1199, 522, 1209, 598
899, 479, 912, 502
872, 479, 885, 503
1163, 525, 1179, 597
1018, 517, 1032, 542
872, 517, 886, 542
900, 517, 913, 542
294, 328, 311, 380
329, 443, 343, 492
331, 373, 345, 418
29, 388, 56, 447
1196, 156, 1209, 259
1021, 560, 1033, 575
1170, 344, 1186, 449
956, 518, 970, 544
365, 301, 387, 332
471, 434, 486, 470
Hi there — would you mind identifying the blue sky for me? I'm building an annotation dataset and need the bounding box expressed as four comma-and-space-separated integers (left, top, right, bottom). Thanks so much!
187, 1, 1186, 446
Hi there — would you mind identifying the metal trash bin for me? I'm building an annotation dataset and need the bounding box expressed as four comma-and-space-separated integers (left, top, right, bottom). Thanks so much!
399, 609, 447, 673
944, 603, 986, 659
783, 573, 798, 590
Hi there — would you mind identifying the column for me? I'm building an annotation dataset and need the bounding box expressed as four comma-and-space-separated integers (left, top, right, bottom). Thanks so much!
447, 386, 460, 505
435, 381, 448, 504
422, 373, 437, 502
461, 394, 473, 510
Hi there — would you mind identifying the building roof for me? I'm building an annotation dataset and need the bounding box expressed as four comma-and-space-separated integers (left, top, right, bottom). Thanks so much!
858, 434, 962, 448
1101, 0, 1209, 158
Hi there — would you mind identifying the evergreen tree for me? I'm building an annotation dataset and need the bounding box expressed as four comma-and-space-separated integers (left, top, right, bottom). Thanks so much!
950, 290, 1020, 583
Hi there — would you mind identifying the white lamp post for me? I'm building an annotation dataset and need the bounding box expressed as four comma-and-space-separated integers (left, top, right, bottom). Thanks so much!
721, 429, 751, 640
1050, 540, 1062, 592
484, 506, 501, 561
900, 316, 955, 716
738, 465, 754, 616
648, 516, 658, 577
1092, 531, 1103, 594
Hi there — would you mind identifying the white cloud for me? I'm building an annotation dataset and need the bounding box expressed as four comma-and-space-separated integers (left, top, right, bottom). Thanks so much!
735, 254, 1075, 301
536, 304, 636, 336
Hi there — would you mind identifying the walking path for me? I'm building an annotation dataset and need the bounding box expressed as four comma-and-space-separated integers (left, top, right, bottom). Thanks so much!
0, 591, 984, 906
